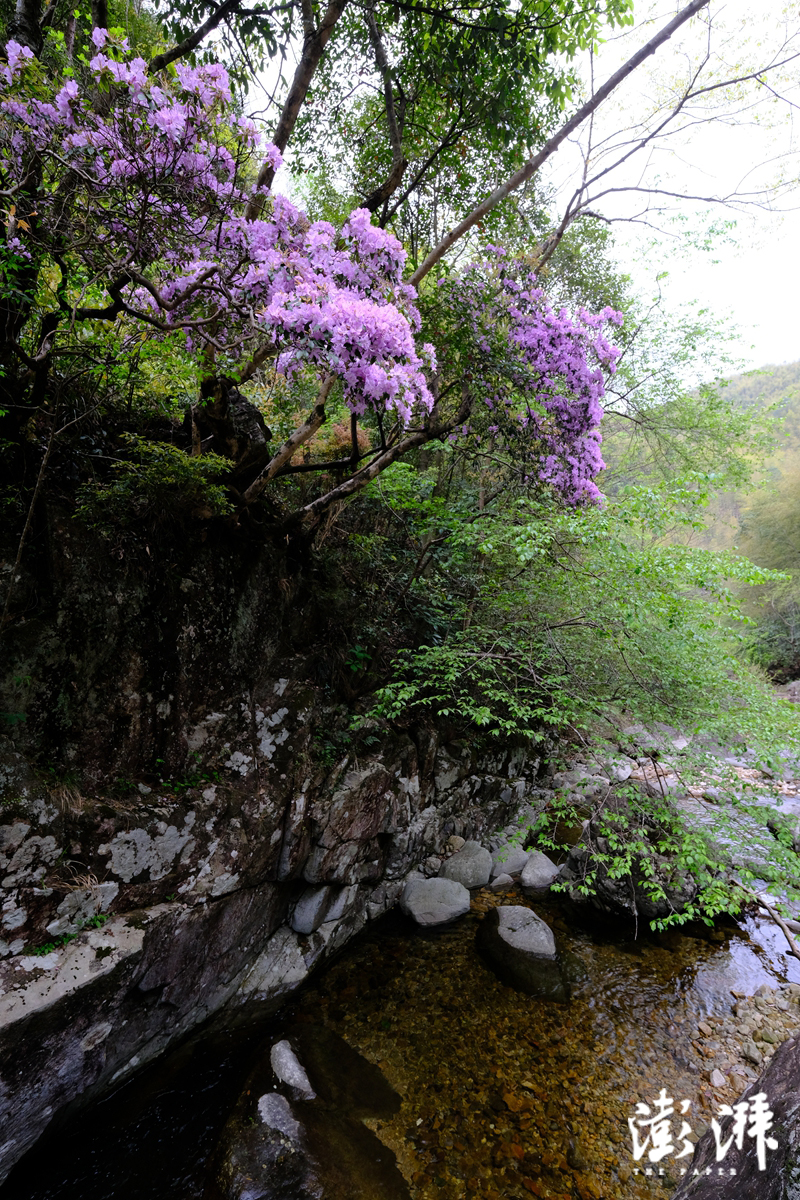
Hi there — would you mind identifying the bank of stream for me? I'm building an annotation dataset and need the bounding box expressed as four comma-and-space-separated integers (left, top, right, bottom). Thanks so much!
3, 887, 799, 1200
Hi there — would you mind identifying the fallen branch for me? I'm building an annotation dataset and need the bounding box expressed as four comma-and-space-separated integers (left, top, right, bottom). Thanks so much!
756, 893, 800, 961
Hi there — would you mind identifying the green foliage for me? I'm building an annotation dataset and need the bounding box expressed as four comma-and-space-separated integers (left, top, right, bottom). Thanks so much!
600, 296, 774, 495
291, 0, 632, 263
371, 467, 793, 752
75, 433, 234, 532
528, 772, 800, 932
539, 219, 633, 319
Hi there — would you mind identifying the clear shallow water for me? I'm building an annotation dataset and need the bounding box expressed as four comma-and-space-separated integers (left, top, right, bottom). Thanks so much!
2, 893, 798, 1200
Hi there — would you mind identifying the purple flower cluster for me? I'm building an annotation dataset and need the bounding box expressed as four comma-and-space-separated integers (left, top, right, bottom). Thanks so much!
0, 35, 618, 498
442, 254, 622, 505
0, 33, 433, 421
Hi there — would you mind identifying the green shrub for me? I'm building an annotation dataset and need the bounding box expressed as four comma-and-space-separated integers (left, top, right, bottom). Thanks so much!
75, 433, 234, 531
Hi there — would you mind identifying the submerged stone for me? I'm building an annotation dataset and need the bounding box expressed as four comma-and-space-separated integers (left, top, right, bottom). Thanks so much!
476, 905, 567, 1000
214, 1027, 408, 1200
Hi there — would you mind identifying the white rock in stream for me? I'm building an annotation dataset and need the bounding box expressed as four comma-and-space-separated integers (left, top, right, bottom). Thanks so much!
258, 1092, 302, 1139
270, 1040, 316, 1100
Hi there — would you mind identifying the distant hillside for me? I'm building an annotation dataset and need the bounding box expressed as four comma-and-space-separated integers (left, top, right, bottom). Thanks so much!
690, 362, 800, 551
718, 361, 800, 413
714, 364, 800, 676
720, 362, 800, 460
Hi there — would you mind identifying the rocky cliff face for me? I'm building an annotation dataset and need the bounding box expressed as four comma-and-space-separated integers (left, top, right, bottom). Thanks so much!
0, 505, 548, 1182
0, 721, 541, 1184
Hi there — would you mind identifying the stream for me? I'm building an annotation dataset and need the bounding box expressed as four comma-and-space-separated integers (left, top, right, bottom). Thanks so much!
2, 891, 799, 1200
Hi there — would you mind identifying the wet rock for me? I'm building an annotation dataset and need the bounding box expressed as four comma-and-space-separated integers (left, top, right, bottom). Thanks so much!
671, 1031, 800, 1199
289, 1025, 402, 1119
439, 840, 492, 888
213, 1027, 408, 1200
399, 878, 470, 926
217, 1124, 322, 1199
476, 905, 567, 1000
559, 839, 698, 920
490, 873, 515, 893
520, 850, 560, 895
490, 842, 529, 878
270, 1039, 316, 1100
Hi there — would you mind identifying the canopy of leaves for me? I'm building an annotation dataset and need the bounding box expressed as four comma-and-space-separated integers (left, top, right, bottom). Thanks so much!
289, 0, 632, 257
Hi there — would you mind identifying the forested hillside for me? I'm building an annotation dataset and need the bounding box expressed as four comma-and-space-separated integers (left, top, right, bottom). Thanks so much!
712, 362, 800, 678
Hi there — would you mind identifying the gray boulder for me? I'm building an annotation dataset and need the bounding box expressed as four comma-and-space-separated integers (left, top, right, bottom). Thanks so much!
521, 851, 560, 895
400, 877, 470, 926
490, 873, 515, 893
490, 843, 530, 878
476, 905, 566, 1000
603, 756, 634, 783
552, 765, 593, 789
290, 885, 334, 935
439, 839, 491, 888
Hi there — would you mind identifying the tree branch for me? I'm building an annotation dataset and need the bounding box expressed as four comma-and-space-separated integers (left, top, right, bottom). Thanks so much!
149, 0, 244, 74
408, 0, 711, 287
245, 0, 348, 219
360, 8, 407, 215
286, 384, 473, 526
242, 375, 334, 502
757, 894, 800, 962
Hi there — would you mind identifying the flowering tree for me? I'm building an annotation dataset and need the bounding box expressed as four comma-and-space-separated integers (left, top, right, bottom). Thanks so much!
0, 30, 623, 530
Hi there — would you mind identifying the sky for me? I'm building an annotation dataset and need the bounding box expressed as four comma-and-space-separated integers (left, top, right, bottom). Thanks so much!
545, 0, 800, 372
